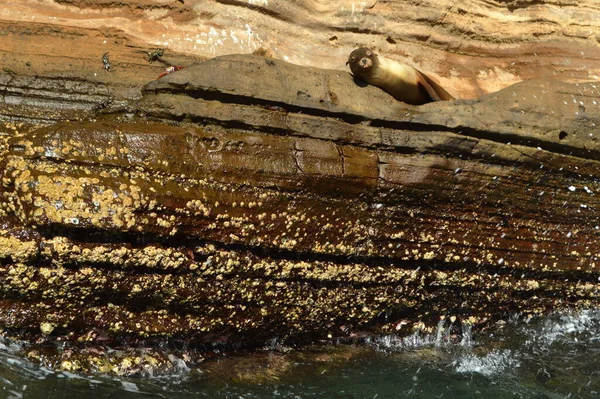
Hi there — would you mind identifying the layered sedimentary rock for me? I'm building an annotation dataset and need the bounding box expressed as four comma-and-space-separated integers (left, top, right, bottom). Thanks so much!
0, 0, 599, 375
1, 0, 599, 98
0, 54, 599, 374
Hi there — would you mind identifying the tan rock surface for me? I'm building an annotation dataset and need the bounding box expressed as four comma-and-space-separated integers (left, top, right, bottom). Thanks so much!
2, 0, 600, 98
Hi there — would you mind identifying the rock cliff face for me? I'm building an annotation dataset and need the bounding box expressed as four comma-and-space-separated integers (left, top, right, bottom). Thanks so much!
2, 0, 599, 97
0, 0, 599, 375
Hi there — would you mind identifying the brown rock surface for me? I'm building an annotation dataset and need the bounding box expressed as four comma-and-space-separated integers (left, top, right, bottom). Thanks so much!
0, 0, 599, 375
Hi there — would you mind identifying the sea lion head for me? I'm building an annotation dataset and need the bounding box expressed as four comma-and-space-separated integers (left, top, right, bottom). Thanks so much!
346, 47, 378, 78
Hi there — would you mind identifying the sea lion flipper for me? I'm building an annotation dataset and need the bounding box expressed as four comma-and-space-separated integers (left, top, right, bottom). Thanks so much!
417, 70, 455, 101
417, 78, 443, 102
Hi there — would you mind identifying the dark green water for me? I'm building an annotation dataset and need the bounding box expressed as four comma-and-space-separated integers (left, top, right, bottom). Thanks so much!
1, 310, 599, 399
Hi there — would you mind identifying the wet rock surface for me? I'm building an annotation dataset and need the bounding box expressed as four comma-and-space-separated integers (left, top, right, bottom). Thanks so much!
0, 52, 599, 374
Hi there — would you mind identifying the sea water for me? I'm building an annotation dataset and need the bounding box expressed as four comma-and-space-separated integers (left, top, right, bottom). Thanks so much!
1, 309, 599, 399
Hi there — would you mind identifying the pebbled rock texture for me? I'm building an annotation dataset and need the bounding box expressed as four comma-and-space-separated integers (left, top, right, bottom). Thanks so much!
0, 53, 599, 374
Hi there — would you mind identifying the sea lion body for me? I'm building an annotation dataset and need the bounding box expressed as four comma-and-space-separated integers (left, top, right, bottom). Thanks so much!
347, 48, 454, 105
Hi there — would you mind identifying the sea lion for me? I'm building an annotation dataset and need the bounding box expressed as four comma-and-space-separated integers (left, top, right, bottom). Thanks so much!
346, 47, 454, 105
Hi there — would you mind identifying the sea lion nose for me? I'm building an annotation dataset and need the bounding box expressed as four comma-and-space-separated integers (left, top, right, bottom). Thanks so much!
360, 58, 367, 66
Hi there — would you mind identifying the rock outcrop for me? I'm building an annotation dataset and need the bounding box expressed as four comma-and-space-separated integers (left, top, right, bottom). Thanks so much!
0, 0, 599, 375
2, 0, 600, 97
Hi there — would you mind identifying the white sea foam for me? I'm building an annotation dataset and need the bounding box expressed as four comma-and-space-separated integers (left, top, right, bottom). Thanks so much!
525, 309, 600, 348
370, 317, 473, 351
369, 332, 437, 351
121, 380, 140, 392
453, 349, 520, 377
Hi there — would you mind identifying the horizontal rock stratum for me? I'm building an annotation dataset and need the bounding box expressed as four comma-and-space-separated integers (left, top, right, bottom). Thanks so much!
0, 53, 598, 373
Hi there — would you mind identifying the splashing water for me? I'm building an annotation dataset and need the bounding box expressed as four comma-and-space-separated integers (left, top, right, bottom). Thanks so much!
453, 350, 521, 377
1, 309, 599, 398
